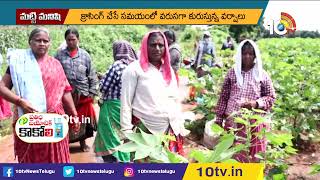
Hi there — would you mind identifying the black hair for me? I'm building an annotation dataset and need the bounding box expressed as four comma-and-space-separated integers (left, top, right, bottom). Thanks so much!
28, 27, 50, 44
148, 32, 163, 43
149, 32, 162, 38
65, 27, 79, 39
163, 30, 176, 43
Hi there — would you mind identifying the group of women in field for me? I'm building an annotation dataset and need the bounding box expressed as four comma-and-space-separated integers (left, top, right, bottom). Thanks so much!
0, 27, 275, 163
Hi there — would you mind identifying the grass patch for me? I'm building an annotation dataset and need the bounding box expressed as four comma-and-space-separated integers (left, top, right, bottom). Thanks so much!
0, 118, 12, 137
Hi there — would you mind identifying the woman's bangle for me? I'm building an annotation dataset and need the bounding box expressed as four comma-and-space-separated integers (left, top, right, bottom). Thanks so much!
15, 97, 23, 106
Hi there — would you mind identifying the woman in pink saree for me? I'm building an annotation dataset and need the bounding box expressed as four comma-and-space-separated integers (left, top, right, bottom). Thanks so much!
0, 55, 12, 121
0, 27, 77, 163
0, 96, 12, 121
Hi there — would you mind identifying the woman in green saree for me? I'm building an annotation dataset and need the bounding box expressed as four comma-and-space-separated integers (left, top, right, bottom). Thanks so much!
94, 40, 138, 162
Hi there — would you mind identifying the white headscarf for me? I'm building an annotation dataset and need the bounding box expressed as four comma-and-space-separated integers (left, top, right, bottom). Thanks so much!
234, 39, 263, 87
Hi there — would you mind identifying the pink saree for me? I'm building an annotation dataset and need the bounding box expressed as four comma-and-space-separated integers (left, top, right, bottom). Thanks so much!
0, 97, 12, 120
13, 55, 72, 163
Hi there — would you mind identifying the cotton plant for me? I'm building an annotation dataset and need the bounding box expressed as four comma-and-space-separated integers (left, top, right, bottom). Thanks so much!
189, 131, 244, 163
115, 129, 188, 163
227, 108, 297, 179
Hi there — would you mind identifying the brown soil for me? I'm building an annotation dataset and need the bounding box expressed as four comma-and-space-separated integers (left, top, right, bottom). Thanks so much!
286, 142, 320, 180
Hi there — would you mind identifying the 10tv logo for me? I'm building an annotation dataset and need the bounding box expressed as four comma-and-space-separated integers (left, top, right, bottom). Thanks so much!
266, 12, 296, 35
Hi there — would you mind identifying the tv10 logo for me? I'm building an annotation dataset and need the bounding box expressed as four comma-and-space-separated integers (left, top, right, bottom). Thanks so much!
266, 12, 296, 35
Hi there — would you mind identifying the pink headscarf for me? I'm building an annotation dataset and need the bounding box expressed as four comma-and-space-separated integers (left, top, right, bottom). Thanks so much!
139, 30, 172, 85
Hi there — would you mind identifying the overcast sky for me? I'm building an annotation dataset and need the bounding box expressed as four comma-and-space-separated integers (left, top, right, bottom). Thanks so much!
263, 1, 320, 31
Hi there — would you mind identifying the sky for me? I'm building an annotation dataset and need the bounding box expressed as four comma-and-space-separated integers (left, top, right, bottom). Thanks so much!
263, 1, 320, 31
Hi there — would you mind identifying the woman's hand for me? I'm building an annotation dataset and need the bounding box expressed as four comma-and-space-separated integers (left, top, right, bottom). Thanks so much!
72, 121, 81, 133
241, 100, 258, 109
72, 93, 80, 107
70, 112, 80, 133
196, 67, 205, 77
17, 98, 38, 113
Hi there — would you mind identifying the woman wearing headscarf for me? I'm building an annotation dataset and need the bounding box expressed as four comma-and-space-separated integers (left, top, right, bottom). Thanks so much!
193, 30, 217, 77
94, 40, 138, 163
215, 39, 276, 162
0, 27, 77, 163
120, 31, 188, 156
164, 30, 182, 85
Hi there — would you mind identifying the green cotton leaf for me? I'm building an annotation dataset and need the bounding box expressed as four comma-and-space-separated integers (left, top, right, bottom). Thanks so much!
178, 68, 190, 77
278, 133, 294, 146
159, 134, 174, 148
272, 107, 283, 113
254, 153, 264, 160
211, 123, 224, 135
309, 164, 320, 175
115, 141, 139, 153
249, 114, 264, 120
272, 173, 286, 180
140, 129, 162, 147
165, 149, 189, 163
253, 128, 264, 138
149, 149, 170, 163
304, 89, 312, 98
210, 68, 222, 77
193, 82, 204, 89
162, 134, 176, 142
134, 147, 151, 160
266, 133, 281, 146
209, 134, 234, 162
215, 150, 236, 162
124, 132, 146, 145
284, 146, 298, 154
215, 144, 245, 162
250, 115, 266, 127
232, 144, 246, 152
307, 119, 317, 130
266, 132, 294, 146
189, 150, 211, 163
252, 108, 267, 114
234, 117, 249, 126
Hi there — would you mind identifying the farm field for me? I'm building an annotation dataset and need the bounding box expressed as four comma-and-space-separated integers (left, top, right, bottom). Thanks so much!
0, 25, 319, 179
